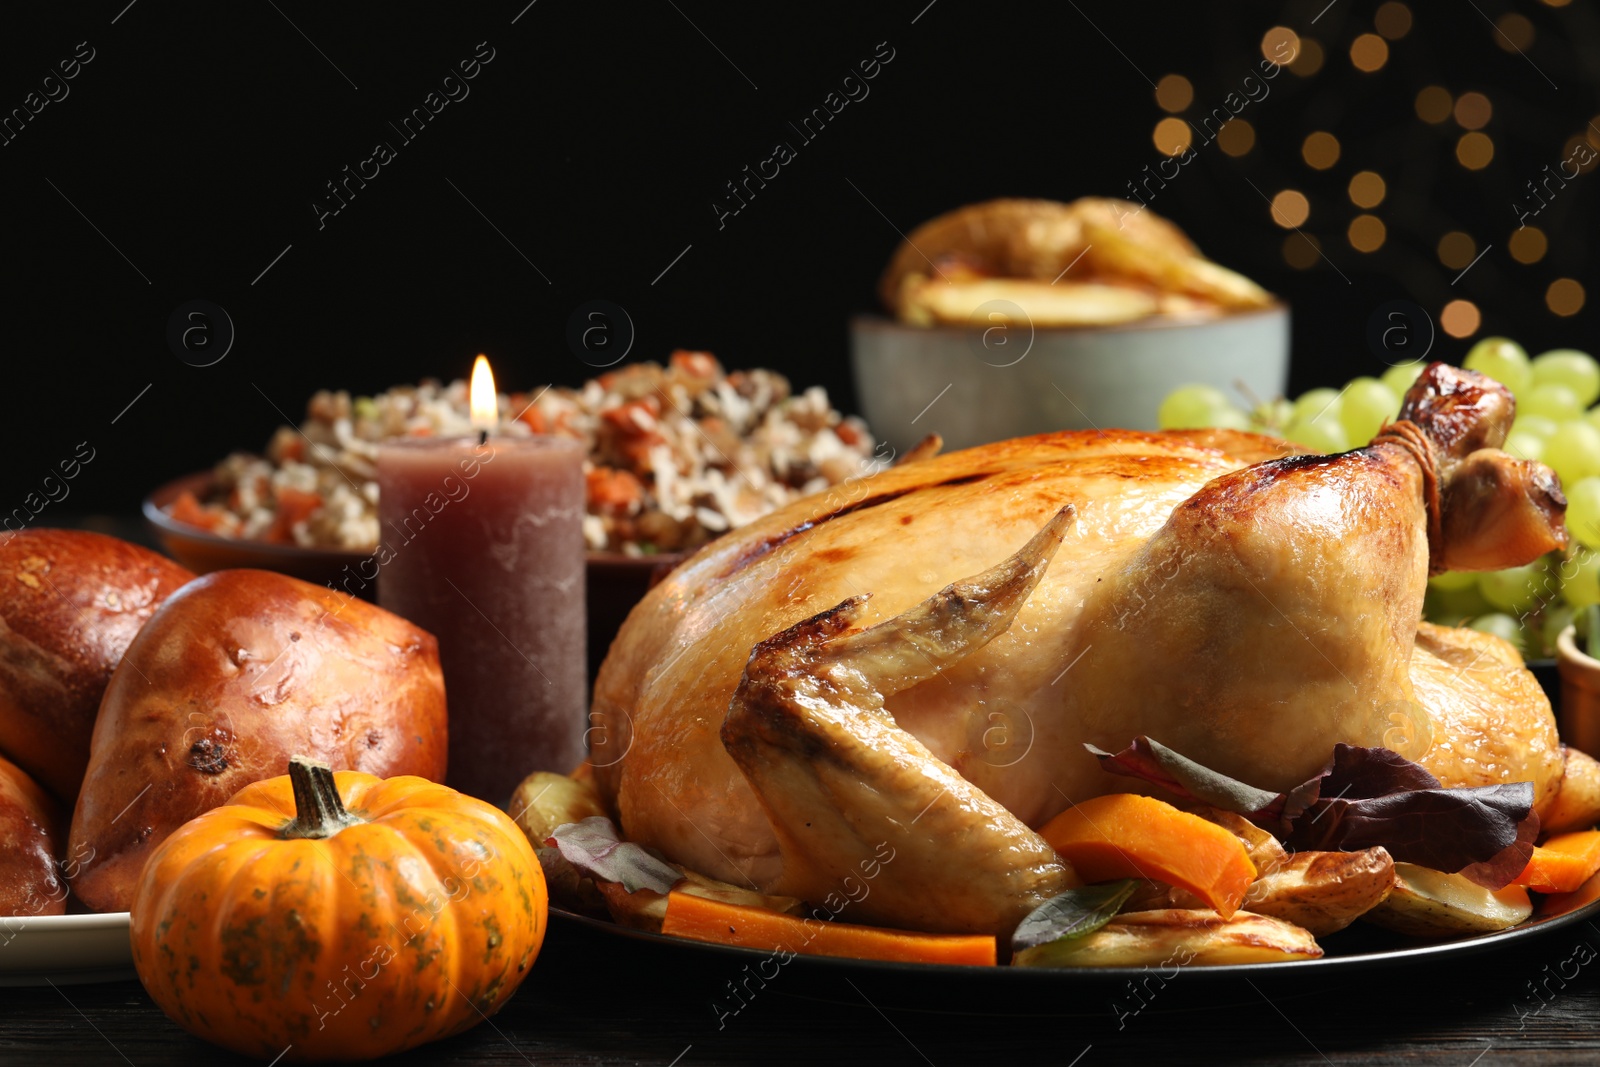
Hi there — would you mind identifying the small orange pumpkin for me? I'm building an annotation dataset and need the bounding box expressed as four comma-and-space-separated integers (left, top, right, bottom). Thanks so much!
130, 756, 546, 1062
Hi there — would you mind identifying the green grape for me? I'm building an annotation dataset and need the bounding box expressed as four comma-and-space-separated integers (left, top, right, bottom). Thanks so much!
1521, 383, 1584, 423
1426, 579, 1492, 620
1531, 349, 1600, 407
1429, 570, 1479, 592
1479, 559, 1551, 614
1502, 430, 1546, 463
1512, 414, 1560, 440
1586, 407, 1600, 436
1291, 388, 1343, 425
1541, 602, 1577, 659
1381, 361, 1426, 401
1158, 384, 1232, 430
1210, 406, 1251, 431
1561, 548, 1600, 609
1284, 416, 1350, 453
1464, 336, 1532, 396
1468, 612, 1526, 655
1338, 377, 1401, 445
1249, 398, 1293, 434
1566, 477, 1600, 550
1543, 422, 1600, 486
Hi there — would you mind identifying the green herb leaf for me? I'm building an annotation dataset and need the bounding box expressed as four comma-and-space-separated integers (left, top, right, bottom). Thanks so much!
1011, 880, 1138, 958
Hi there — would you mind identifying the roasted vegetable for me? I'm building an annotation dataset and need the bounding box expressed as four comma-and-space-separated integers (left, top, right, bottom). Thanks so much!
1364, 862, 1532, 937
69, 569, 448, 912
661, 891, 997, 965
1542, 746, 1600, 835
598, 868, 805, 931
0, 753, 66, 917
1013, 909, 1321, 968
1039, 793, 1257, 917
1512, 831, 1600, 894
1243, 847, 1396, 936
511, 770, 611, 914
0, 528, 193, 803
131, 757, 544, 1062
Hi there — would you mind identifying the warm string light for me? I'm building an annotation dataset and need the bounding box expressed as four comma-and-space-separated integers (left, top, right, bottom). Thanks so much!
1150, 1, 1584, 336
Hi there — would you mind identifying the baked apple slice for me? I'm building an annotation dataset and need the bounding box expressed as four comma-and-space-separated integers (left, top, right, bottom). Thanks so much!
0, 752, 68, 917
68, 569, 447, 912
0, 529, 194, 804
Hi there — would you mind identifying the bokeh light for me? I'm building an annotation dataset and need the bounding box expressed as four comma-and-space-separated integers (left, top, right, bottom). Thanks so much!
1351, 33, 1389, 72
1437, 231, 1477, 270
1564, 134, 1600, 174
1302, 131, 1341, 170
1510, 227, 1548, 264
1156, 74, 1193, 112
1153, 117, 1192, 155
1271, 189, 1311, 228
1549, 279, 1587, 316
1496, 13, 1535, 50
1217, 119, 1255, 157
1456, 132, 1494, 169
1454, 92, 1492, 130
1290, 39, 1325, 76
1348, 215, 1387, 252
1262, 27, 1300, 64
1440, 300, 1482, 338
1375, 2, 1412, 39
1348, 171, 1387, 208
1283, 233, 1322, 269
1415, 86, 1453, 124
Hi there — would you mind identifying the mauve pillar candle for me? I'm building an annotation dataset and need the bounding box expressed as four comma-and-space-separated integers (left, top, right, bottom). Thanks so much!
376, 434, 587, 804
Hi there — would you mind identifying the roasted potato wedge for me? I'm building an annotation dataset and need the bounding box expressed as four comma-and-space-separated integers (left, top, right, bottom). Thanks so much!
1082, 222, 1273, 310
1243, 848, 1395, 936
900, 276, 1159, 328
1363, 862, 1532, 938
1013, 909, 1321, 967
510, 769, 608, 842
1543, 746, 1600, 835
510, 770, 611, 915
599, 868, 805, 932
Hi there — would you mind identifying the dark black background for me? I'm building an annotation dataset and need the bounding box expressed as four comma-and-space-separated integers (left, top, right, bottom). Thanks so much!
1, 0, 1595, 514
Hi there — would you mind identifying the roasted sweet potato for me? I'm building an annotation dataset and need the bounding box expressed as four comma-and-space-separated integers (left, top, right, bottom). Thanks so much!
67, 569, 447, 912
0, 753, 67, 917
0, 529, 194, 803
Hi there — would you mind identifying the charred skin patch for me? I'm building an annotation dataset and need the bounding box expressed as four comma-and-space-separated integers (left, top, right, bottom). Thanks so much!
188, 728, 233, 774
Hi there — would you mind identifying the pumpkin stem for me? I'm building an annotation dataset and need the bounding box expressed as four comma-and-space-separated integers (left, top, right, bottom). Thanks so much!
281, 756, 363, 839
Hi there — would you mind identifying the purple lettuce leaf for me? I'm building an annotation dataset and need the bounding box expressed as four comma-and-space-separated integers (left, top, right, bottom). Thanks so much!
1086, 737, 1537, 888
545, 816, 683, 894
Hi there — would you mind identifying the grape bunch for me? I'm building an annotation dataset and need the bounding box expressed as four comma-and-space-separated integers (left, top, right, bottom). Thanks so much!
1157, 339, 1600, 661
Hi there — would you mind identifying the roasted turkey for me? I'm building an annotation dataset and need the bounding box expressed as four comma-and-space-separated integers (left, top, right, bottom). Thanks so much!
591, 363, 1592, 935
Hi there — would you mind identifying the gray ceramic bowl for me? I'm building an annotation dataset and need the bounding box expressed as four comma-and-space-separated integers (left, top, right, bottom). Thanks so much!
850, 305, 1290, 454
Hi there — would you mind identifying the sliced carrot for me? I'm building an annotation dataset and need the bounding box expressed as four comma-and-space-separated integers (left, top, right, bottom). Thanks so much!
1514, 831, 1600, 893
660, 891, 997, 966
168, 490, 225, 531
1039, 793, 1257, 918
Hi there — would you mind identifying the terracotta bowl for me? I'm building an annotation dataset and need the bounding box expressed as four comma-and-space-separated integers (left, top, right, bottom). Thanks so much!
144, 471, 684, 684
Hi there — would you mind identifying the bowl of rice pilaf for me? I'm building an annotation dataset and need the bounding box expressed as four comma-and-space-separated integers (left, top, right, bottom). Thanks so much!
145, 351, 891, 680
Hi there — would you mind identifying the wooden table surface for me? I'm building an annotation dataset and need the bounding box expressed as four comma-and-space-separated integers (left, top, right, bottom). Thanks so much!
6, 911, 1600, 1066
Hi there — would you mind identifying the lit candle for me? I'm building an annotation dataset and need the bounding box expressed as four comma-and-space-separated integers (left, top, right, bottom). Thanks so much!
376, 356, 587, 804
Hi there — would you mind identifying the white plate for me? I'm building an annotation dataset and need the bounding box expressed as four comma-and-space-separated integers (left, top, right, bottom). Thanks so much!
0, 911, 134, 986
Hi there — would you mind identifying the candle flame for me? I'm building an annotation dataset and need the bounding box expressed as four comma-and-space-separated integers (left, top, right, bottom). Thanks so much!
469, 355, 497, 432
